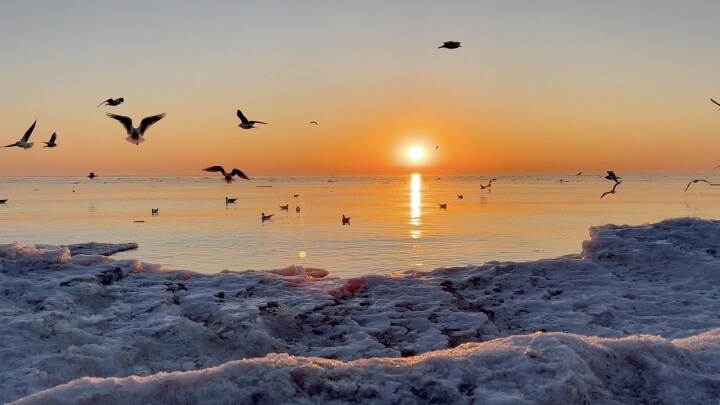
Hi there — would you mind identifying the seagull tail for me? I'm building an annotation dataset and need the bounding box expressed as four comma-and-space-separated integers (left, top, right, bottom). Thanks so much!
126, 136, 145, 145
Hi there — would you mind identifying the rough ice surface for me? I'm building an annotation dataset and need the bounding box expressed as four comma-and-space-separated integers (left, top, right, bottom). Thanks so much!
1, 218, 719, 404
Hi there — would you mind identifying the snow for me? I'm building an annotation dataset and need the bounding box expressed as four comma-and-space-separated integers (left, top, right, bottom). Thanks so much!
1, 218, 719, 403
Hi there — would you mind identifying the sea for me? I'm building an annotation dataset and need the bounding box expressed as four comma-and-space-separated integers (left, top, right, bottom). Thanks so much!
1, 174, 719, 277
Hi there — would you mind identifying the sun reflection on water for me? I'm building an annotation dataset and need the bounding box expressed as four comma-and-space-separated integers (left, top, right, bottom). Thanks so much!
410, 173, 421, 228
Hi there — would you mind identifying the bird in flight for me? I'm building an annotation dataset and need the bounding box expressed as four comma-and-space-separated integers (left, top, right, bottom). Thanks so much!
575, 172, 582, 176
97, 98, 124, 108
43, 132, 58, 148
261, 212, 274, 221
88, 172, 97, 180
684, 179, 720, 192
3, 120, 36, 149
604, 171, 621, 183
439, 41, 461, 49
309, 121, 318, 125
600, 181, 622, 199
342, 214, 351, 225
711, 98, 720, 109
237, 110, 267, 129
203, 166, 250, 184
106, 113, 166, 145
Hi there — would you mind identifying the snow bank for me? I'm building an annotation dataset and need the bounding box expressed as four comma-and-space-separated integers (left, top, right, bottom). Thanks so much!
1, 218, 719, 403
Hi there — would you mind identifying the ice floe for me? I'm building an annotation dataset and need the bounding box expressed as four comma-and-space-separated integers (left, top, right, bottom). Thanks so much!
1, 218, 719, 403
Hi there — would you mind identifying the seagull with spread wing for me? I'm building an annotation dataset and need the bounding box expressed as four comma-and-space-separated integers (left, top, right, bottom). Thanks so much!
600, 181, 622, 199
106, 113, 166, 145
203, 166, 250, 184
43, 132, 58, 148
684, 179, 720, 192
3, 120, 36, 149
97, 98, 124, 108
237, 110, 267, 129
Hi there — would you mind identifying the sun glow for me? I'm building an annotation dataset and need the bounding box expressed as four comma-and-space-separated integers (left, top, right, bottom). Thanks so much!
408, 147, 424, 161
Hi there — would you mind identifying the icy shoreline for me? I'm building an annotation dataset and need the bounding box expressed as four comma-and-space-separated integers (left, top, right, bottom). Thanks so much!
2, 217, 719, 403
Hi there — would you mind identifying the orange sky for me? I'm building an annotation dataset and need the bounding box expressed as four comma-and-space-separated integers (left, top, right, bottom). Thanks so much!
2, 2, 720, 176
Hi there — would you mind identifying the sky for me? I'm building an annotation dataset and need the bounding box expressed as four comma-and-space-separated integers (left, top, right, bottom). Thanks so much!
1, 1, 720, 176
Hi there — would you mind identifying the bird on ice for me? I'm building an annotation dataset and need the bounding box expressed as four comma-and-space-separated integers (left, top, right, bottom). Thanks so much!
88, 172, 97, 180
342, 215, 351, 225
684, 179, 720, 192
438, 41, 461, 49
237, 110, 267, 129
600, 181, 622, 199
203, 166, 250, 184
604, 171, 621, 183
3, 120, 36, 149
106, 113, 166, 145
97, 98, 124, 107
43, 132, 58, 148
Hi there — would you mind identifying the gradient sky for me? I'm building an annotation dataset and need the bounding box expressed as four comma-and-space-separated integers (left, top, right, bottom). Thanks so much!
1, 1, 720, 176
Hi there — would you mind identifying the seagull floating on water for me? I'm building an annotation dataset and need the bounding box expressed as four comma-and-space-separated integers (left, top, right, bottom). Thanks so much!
684, 179, 720, 192
279, 204, 289, 210
88, 172, 97, 180
0, 199, 7, 204
600, 181, 622, 199
106, 113, 166, 145
151, 208, 159, 215
237, 110, 267, 129
203, 166, 250, 184
97, 98, 124, 108
3, 120, 36, 149
439, 203, 447, 209
575, 172, 582, 176
342, 215, 351, 225
225, 197, 237, 204
261, 212, 274, 221
438, 41, 461, 49
296, 206, 300, 213
43, 132, 58, 148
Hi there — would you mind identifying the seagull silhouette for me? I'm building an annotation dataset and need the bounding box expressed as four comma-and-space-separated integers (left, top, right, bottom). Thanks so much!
225, 197, 237, 204
600, 181, 622, 199
342, 214, 351, 225
684, 179, 720, 192
439, 203, 447, 209
295, 206, 300, 213
261, 212, 274, 221
575, 172, 582, 176
237, 110, 267, 129
439, 41, 461, 49
88, 172, 97, 180
279, 204, 289, 210
0, 199, 7, 204
604, 171, 621, 183
106, 113, 166, 145
457, 195, 464, 199
711, 98, 720, 109
97, 98, 124, 107
203, 166, 250, 184
43, 132, 58, 148
3, 120, 36, 149
151, 208, 159, 215
309, 121, 318, 125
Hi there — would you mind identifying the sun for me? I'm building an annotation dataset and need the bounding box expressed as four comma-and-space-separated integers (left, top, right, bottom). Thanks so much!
408, 146, 424, 162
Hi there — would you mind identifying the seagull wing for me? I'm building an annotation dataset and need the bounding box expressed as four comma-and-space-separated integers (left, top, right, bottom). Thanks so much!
711, 98, 720, 107
230, 168, 250, 180
49, 132, 57, 143
611, 181, 622, 192
203, 166, 227, 175
106, 113, 134, 135
21, 120, 37, 142
600, 191, 612, 199
237, 110, 249, 124
138, 113, 166, 135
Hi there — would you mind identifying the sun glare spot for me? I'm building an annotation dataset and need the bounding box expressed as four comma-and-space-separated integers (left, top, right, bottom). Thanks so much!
408, 147, 424, 161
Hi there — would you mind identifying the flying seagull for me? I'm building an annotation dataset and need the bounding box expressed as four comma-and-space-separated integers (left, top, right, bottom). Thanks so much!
604, 171, 621, 183
711, 99, 720, 109
309, 121, 318, 125
97, 98, 124, 108
203, 166, 250, 184
88, 172, 97, 180
684, 179, 720, 192
575, 172, 582, 176
43, 132, 58, 148
106, 113, 166, 145
3, 120, 36, 149
600, 181, 622, 199
237, 110, 267, 129
439, 41, 461, 49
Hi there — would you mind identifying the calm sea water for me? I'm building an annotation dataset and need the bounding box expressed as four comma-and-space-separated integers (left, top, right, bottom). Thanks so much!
1, 174, 719, 277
